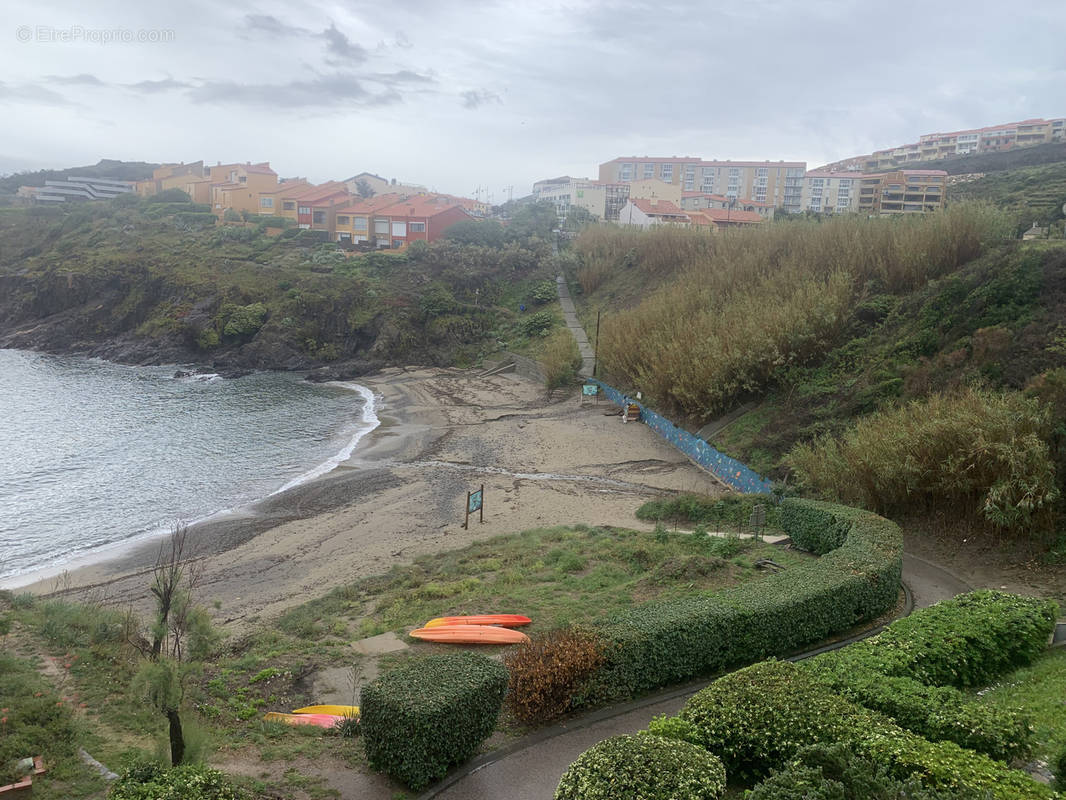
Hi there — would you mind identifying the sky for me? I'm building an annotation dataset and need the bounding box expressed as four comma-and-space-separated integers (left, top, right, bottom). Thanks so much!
2, 0, 1065, 199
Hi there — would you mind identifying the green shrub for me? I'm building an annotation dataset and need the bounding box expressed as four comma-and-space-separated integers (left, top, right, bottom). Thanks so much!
553, 734, 726, 800
173, 212, 217, 230
747, 743, 993, 800
573, 498, 901, 706
802, 591, 1056, 761
676, 659, 1054, 799
522, 310, 555, 337
220, 302, 267, 339
814, 590, 1058, 689
1054, 745, 1066, 791
361, 651, 508, 790
805, 668, 1030, 762
504, 628, 604, 724
256, 215, 288, 228
530, 280, 558, 305
151, 188, 192, 203
108, 762, 248, 799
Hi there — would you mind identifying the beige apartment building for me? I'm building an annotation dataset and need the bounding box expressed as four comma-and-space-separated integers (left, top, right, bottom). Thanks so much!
820, 117, 1066, 172
598, 157, 806, 213
857, 170, 947, 215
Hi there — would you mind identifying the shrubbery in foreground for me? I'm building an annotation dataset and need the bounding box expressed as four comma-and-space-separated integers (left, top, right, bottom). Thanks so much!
361, 651, 508, 790
108, 762, 247, 800
553, 734, 726, 800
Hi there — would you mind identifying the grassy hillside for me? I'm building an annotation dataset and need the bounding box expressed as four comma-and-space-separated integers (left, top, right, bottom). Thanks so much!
570, 209, 1066, 538
951, 160, 1066, 233
0, 196, 562, 372
909, 141, 1066, 176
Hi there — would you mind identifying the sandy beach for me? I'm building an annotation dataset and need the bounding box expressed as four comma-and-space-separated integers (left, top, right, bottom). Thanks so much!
16, 367, 724, 628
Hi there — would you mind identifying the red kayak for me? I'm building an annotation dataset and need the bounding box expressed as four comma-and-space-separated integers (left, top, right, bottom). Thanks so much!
423, 614, 531, 629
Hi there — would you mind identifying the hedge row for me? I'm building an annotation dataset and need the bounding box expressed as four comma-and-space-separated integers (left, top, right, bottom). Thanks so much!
814, 590, 1058, 689
803, 591, 1057, 761
554, 734, 726, 800
674, 660, 1055, 799
574, 498, 902, 705
361, 651, 508, 790
746, 743, 995, 800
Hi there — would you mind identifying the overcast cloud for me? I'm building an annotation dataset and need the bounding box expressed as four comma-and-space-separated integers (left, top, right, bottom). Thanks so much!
2, 0, 1065, 198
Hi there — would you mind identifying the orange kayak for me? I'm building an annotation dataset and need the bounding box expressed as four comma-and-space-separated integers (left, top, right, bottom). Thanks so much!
423, 614, 532, 629
263, 712, 342, 728
409, 625, 530, 645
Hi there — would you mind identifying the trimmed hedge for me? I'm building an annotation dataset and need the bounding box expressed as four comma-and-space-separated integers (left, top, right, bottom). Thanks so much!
803, 591, 1057, 762
575, 498, 902, 705
747, 742, 993, 800
361, 651, 508, 790
804, 669, 1030, 762
553, 734, 726, 800
674, 660, 1055, 800
821, 590, 1058, 689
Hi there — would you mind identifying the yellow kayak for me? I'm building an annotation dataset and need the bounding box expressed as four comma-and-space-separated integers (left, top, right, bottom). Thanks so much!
291, 704, 360, 717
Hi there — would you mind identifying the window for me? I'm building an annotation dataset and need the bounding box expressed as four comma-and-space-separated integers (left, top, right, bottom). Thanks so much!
391, 222, 407, 237
838, 179, 852, 188
336, 215, 349, 225
409, 222, 426, 233
756, 168, 768, 177
661, 164, 673, 180
354, 217, 368, 231
238, 176, 247, 183
374, 218, 389, 234
312, 211, 326, 224
643, 163, 656, 178
392, 239, 404, 248
337, 232, 351, 241
619, 163, 634, 181
283, 201, 295, 210
298, 205, 311, 215
811, 178, 825, 187
728, 168, 739, 177
260, 197, 274, 208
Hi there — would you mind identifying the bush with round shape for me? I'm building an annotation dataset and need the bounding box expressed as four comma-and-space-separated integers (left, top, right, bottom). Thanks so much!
553, 734, 726, 800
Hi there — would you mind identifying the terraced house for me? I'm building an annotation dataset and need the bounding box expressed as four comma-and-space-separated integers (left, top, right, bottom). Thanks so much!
857, 170, 947, 215
333, 194, 473, 247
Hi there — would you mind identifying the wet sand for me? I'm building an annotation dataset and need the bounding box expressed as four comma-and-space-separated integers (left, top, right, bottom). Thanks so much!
16, 367, 724, 628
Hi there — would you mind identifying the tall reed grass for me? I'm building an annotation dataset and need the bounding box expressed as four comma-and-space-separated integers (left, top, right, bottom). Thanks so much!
787, 387, 1058, 535
581, 203, 1010, 418
539, 328, 582, 391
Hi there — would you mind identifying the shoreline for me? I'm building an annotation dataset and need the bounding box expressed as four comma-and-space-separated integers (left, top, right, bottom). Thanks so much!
0, 372, 384, 592
12, 366, 725, 628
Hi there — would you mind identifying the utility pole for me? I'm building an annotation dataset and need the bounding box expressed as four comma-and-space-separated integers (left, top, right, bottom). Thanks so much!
504, 185, 514, 204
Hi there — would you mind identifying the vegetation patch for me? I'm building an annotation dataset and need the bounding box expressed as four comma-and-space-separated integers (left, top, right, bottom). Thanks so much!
361, 651, 508, 790
553, 734, 726, 800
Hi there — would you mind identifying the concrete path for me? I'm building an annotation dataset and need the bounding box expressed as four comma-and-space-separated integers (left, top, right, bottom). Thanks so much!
424, 552, 973, 800
556, 275, 595, 377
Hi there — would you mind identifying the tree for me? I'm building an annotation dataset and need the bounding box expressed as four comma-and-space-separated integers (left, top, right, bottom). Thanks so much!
355, 178, 376, 199
563, 206, 596, 231
507, 200, 558, 242
128, 524, 218, 766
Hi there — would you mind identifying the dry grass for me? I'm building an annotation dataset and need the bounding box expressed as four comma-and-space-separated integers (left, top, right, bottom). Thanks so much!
787, 386, 1059, 535
578, 204, 1011, 419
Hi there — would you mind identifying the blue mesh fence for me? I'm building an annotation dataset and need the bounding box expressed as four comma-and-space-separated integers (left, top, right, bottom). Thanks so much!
589, 378, 775, 495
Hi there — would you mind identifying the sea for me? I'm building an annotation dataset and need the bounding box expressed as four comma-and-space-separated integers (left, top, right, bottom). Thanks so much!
0, 349, 379, 586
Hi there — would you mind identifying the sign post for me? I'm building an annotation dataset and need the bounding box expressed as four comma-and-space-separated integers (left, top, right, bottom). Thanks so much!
463, 485, 484, 529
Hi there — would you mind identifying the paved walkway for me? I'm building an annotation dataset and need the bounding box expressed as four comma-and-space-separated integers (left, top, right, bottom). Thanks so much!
556, 275, 595, 377
424, 553, 973, 800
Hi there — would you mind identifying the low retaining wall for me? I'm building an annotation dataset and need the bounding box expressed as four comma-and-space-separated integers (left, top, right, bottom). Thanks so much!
589, 378, 774, 494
